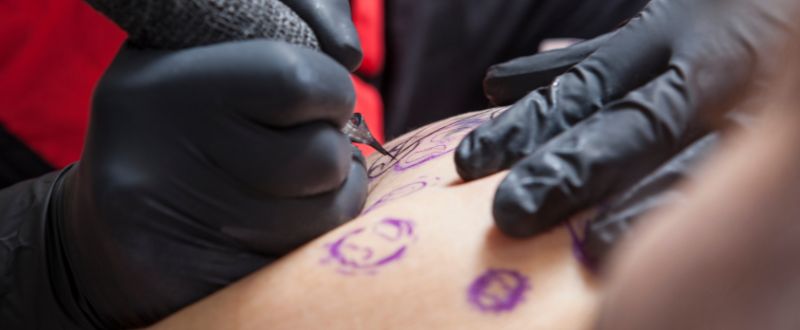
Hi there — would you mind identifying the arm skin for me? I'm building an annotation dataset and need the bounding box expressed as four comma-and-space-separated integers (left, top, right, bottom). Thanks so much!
597, 73, 800, 329
149, 108, 600, 330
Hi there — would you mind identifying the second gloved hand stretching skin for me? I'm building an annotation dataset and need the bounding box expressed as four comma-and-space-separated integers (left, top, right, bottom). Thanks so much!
455, 0, 800, 238
581, 133, 719, 266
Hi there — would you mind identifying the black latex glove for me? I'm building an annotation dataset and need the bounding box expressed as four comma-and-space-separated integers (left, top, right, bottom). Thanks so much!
52, 40, 363, 328
455, 0, 799, 237
3, 2, 366, 328
1, 38, 367, 330
580, 133, 718, 267
83, 0, 363, 70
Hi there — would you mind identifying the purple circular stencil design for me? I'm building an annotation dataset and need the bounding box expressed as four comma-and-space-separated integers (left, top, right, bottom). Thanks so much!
322, 218, 416, 275
468, 269, 530, 313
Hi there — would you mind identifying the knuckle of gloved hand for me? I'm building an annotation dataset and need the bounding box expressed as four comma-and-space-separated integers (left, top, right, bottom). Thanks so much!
322, 34, 363, 72
288, 125, 353, 192
271, 47, 355, 125
88, 162, 155, 217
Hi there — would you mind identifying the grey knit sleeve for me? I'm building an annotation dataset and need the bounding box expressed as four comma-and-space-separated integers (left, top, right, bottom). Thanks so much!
83, 0, 319, 50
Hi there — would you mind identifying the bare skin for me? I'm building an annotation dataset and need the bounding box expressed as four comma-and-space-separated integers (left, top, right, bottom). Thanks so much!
598, 76, 800, 329
150, 108, 600, 330
150, 76, 800, 329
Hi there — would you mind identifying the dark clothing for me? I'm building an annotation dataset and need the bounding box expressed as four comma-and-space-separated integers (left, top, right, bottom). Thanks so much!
382, 0, 650, 138
0, 125, 53, 188
0, 170, 88, 329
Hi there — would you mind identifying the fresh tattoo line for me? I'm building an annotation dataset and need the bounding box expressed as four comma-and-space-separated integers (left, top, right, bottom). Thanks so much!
468, 268, 531, 313
367, 108, 505, 179
321, 218, 417, 276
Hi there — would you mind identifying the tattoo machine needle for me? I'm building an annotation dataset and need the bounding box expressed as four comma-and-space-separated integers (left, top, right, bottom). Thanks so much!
343, 113, 396, 160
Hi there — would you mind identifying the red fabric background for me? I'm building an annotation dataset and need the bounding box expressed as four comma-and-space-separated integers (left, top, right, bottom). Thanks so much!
351, 0, 385, 156
0, 0, 384, 165
0, 1, 125, 167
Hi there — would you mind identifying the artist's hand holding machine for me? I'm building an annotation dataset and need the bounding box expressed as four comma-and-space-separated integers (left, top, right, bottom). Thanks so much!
0, 0, 370, 328
456, 0, 800, 262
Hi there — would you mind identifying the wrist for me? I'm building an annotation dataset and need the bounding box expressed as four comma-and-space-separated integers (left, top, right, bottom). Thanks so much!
46, 164, 105, 328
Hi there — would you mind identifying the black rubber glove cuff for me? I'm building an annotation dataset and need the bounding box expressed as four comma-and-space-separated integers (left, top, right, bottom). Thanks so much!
0, 166, 93, 329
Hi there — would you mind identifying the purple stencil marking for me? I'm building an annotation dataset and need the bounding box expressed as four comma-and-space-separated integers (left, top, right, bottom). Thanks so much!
367, 108, 506, 179
322, 218, 416, 276
362, 180, 428, 214
393, 117, 487, 171
565, 217, 593, 269
468, 268, 530, 313
373, 218, 414, 240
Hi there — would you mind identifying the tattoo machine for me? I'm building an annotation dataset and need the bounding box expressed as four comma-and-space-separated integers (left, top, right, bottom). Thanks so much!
343, 113, 396, 160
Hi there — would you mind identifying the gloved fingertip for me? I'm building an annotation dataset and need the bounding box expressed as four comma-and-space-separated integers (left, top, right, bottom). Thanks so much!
325, 36, 363, 72
454, 135, 479, 180
483, 72, 514, 106
491, 172, 549, 238
454, 132, 496, 181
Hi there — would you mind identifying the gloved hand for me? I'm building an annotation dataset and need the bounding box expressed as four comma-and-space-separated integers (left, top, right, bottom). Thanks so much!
455, 0, 800, 238
0, 1, 367, 329
54, 40, 366, 329
580, 133, 718, 267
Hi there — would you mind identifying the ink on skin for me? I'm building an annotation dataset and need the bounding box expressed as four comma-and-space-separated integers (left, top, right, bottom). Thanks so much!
322, 218, 416, 275
468, 268, 531, 313
362, 176, 441, 214
393, 117, 487, 171
367, 108, 505, 179
565, 217, 592, 269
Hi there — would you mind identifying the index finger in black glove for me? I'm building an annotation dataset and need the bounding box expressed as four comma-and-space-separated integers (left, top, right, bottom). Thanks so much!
483, 31, 616, 106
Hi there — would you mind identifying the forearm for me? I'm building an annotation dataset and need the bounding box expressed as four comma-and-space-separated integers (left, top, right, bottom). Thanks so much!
152, 109, 600, 329
153, 176, 598, 329
598, 102, 800, 329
